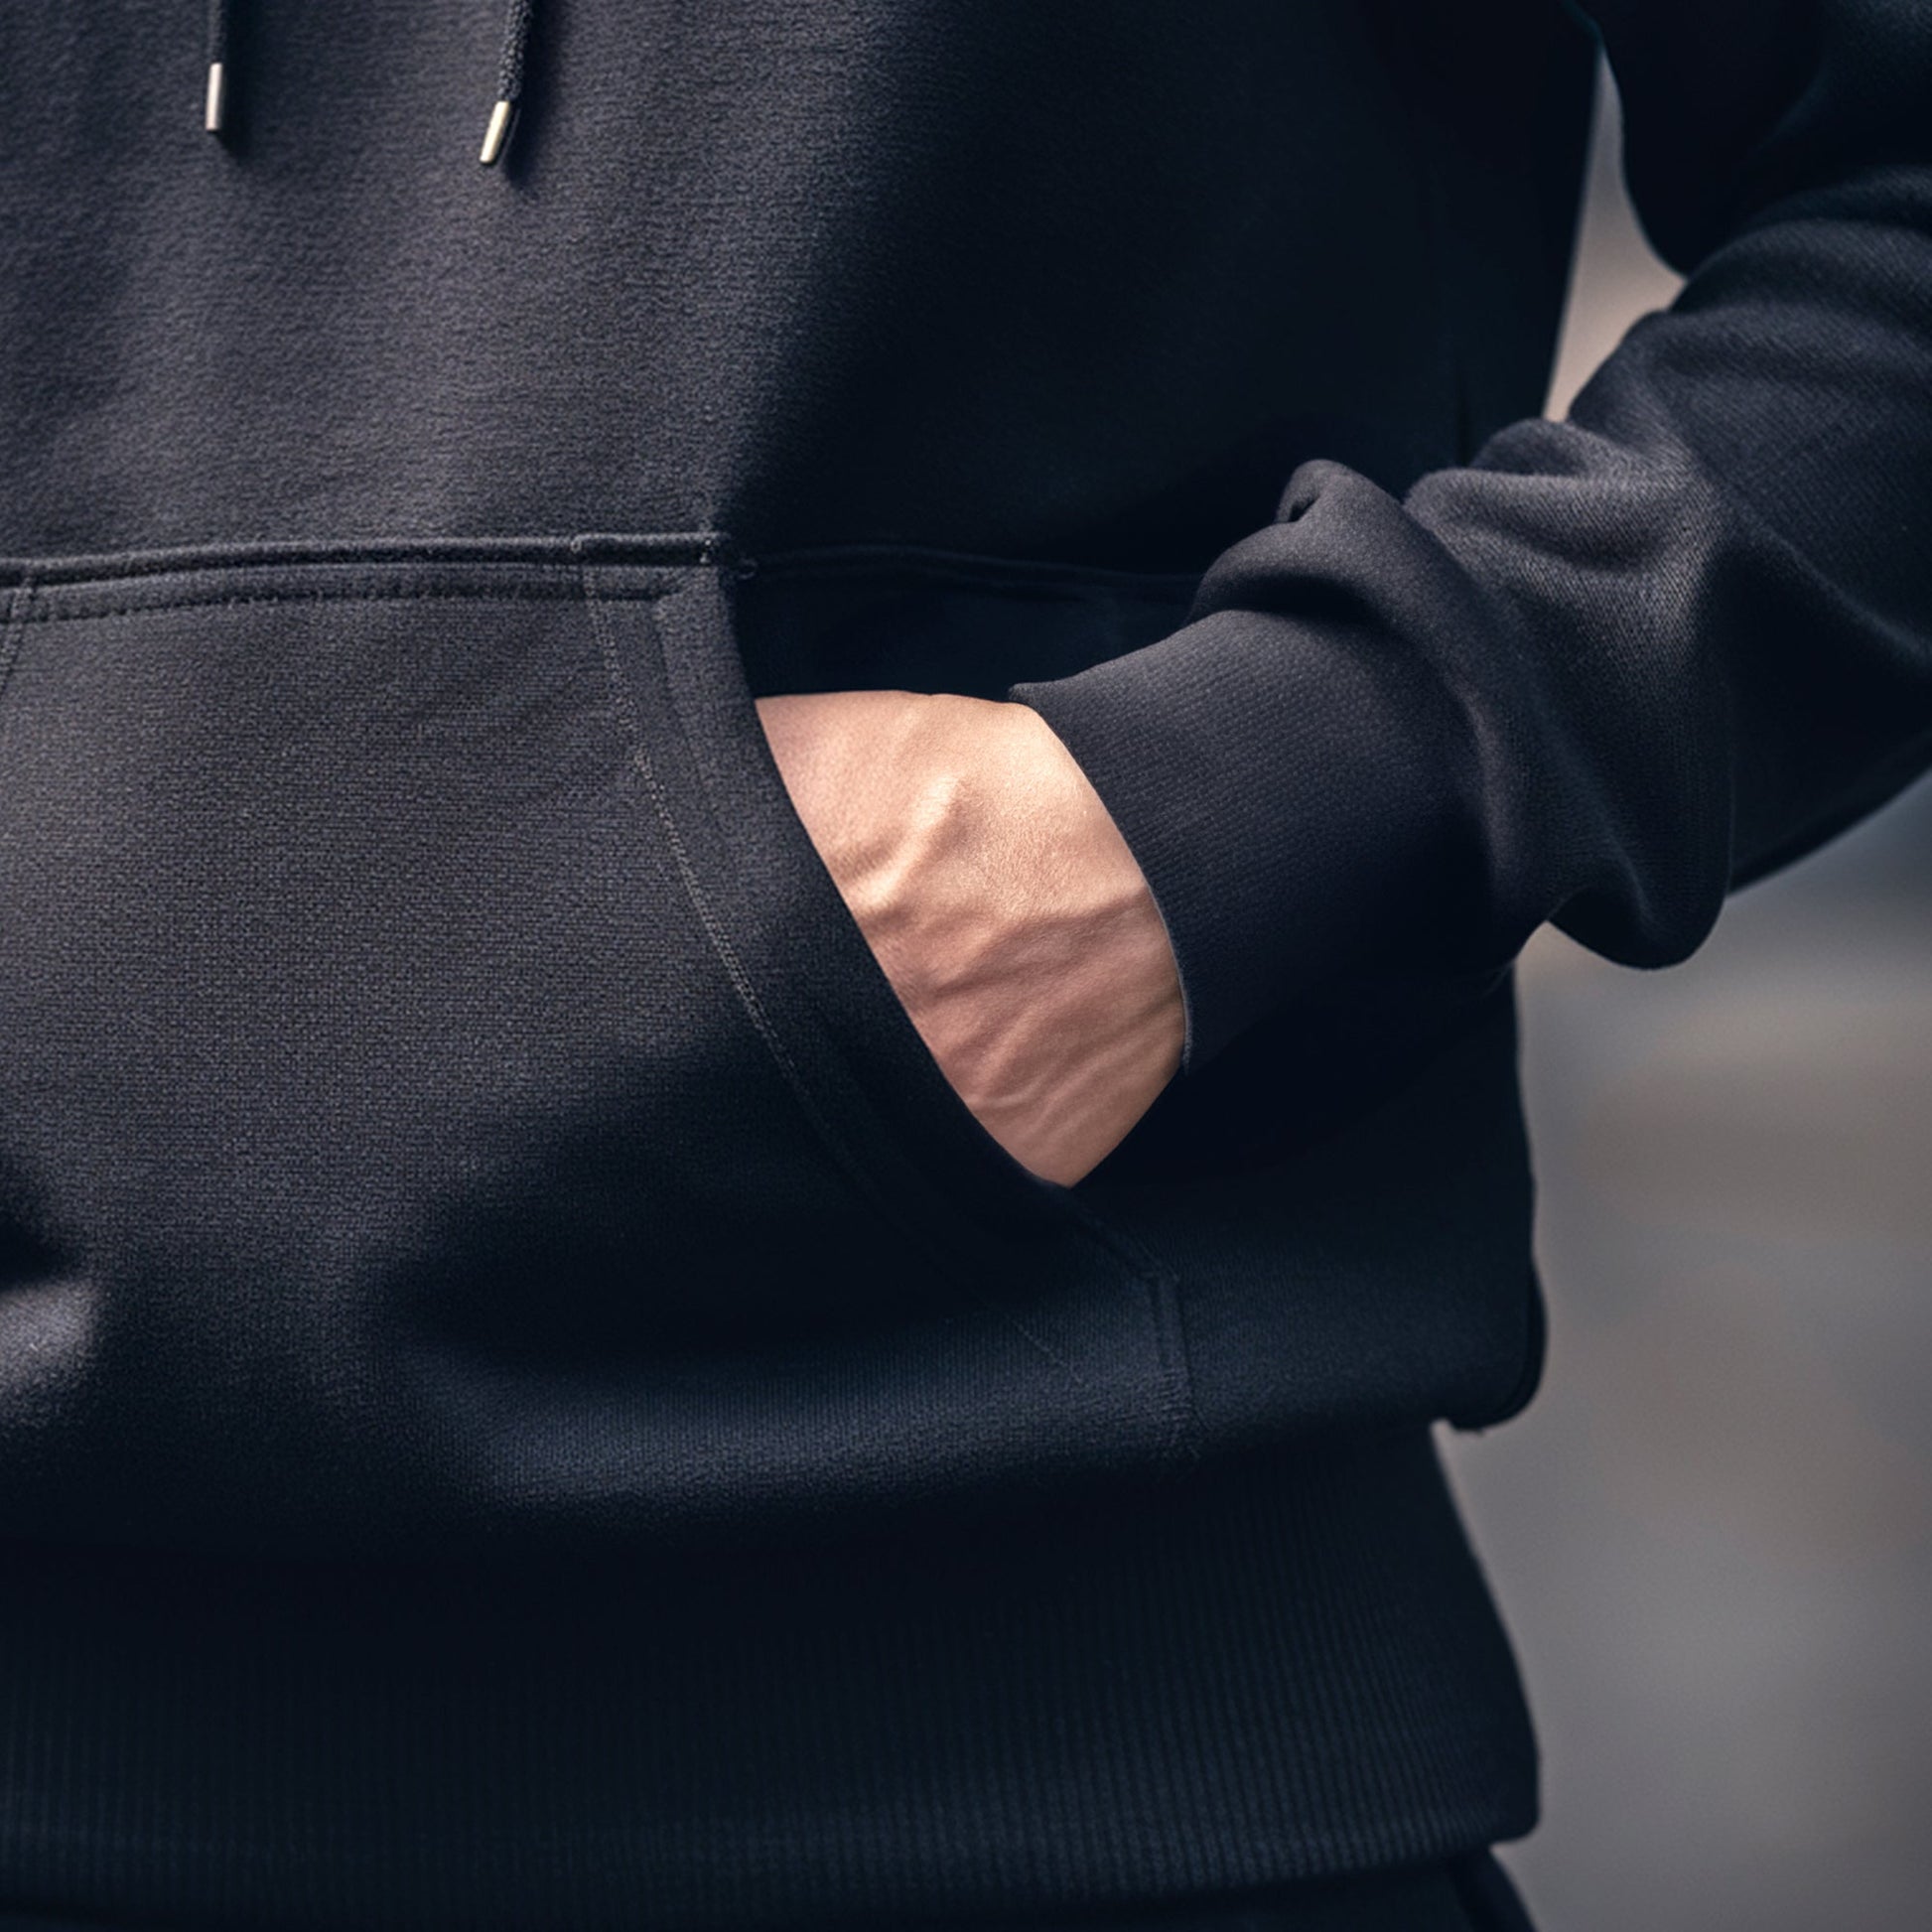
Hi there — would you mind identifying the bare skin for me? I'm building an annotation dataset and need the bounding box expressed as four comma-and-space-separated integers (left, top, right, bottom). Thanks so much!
755, 690, 1184, 1186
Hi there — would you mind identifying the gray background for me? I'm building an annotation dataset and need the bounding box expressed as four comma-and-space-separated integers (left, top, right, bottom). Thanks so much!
1440, 62, 1932, 1932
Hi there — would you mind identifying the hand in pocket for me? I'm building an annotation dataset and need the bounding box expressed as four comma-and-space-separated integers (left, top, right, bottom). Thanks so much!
755, 690, 1183, 1186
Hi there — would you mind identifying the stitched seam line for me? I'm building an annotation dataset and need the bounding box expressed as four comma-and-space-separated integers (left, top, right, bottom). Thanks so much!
1050, 1188, 1202, 1471
20, 584, 683, 624
0, 575, 33, 707
578, 560, 856, 1184
0, 532, 723, 587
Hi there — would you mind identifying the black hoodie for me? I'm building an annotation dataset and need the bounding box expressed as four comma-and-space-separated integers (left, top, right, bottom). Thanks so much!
0, 4, 1927, 1929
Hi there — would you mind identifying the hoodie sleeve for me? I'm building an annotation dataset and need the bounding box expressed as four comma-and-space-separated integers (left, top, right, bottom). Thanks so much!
1008, 0, 1932, 1073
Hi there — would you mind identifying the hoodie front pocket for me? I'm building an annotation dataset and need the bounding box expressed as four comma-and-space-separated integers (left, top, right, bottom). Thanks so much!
0, 535, 1197, 1559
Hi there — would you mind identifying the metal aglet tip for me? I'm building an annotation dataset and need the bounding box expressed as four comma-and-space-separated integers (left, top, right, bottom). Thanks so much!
205, 62, 226, 135
480, 99, 514, 166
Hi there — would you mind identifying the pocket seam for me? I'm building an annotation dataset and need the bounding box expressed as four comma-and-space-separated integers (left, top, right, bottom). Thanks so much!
0, 576, 31, 714
594, 553, 1205, 1469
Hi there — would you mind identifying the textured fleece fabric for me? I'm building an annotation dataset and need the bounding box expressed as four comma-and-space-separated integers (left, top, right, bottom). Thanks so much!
0, 3, 1927, 1930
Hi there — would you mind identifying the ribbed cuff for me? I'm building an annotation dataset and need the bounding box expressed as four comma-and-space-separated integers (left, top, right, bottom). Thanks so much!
1009, 464, 1484, 1073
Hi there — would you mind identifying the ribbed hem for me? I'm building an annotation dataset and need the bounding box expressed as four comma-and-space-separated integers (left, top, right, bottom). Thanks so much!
0, 1428, 1535, 1932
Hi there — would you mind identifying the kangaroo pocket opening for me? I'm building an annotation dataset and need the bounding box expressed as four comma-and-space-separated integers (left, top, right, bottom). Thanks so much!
0, 535, 1197, 1560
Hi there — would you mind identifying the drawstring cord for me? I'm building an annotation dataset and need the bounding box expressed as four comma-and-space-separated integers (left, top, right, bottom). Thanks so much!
204, 0, 229, 135
201, 1, 539, 165
481, 0, 535, 165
